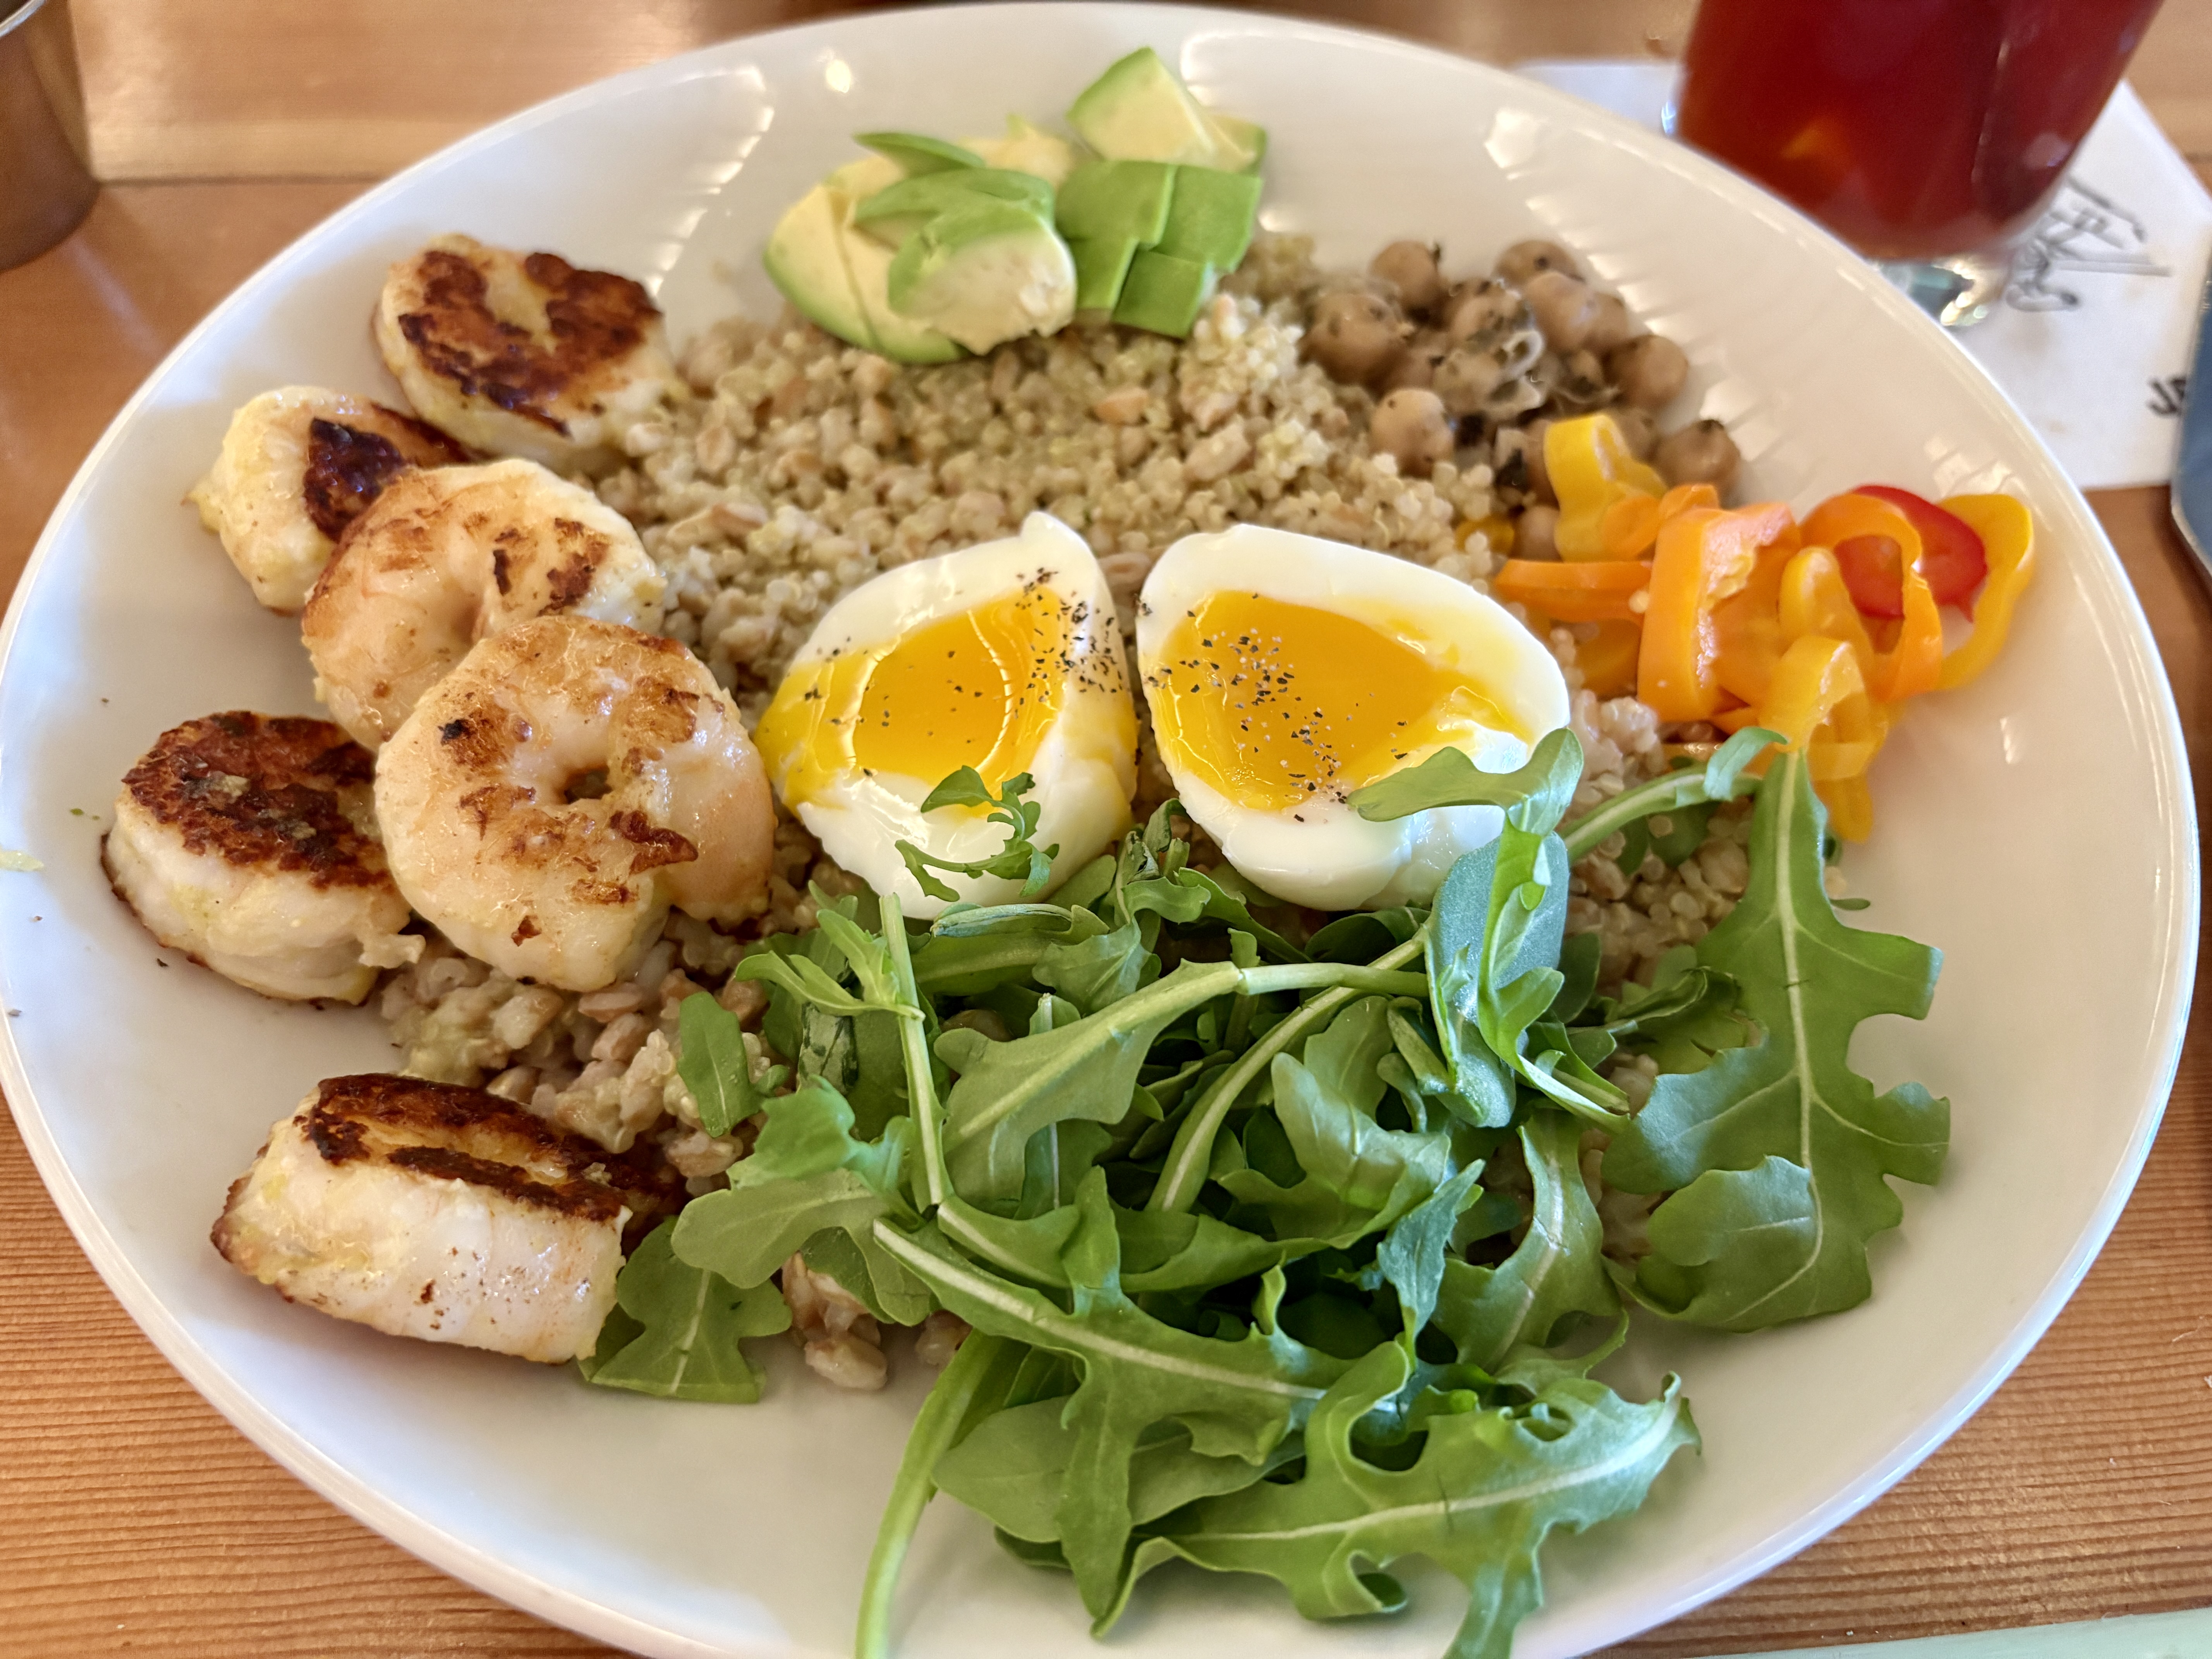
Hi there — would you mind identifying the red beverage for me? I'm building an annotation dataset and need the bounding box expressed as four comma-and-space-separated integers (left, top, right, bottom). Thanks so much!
1676, 0, 2164, 263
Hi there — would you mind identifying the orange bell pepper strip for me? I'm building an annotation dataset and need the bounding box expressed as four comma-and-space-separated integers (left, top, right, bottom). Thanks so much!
1548, 413, 1667, 560
1599, 482, 1721, 560
1802, 493, 1942, 702
1637, 501, 1796, 720
1935, 493, 2035, 689
1576, 618, 1643, 698
1492, 557, 1650, 622
1711, 531, 1801, 706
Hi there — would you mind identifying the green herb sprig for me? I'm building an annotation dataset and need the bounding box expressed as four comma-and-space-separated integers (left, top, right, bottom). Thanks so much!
896, 768, 1060, 903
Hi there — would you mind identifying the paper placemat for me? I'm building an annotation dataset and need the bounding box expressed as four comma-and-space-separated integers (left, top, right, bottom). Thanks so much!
1515, 61, 2212, 491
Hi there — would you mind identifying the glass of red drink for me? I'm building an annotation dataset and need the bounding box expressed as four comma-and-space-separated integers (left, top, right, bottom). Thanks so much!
1673, 0, 2166, 326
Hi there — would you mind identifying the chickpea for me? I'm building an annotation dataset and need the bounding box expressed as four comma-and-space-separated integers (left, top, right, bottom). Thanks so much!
1381, 330, 1446, 392
1443, 279, 1526, 350
1432, 347, 1506, 417
1306, 290, 1405, 386
1369, 388, 1456, 475
1515, 504, 1561, 562
1608, 334, 1690, 410
1523, 270, 1601, 354
1584, 291, 1636, 355
1370, 240, 1447, 315
1654, 419, 1742, 491
1496, 238, 1581, 288
1610, 405, 1659, 460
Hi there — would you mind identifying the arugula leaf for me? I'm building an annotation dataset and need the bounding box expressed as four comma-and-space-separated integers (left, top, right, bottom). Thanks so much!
857, 1330, 1016, 1659
1375, 1163, 1486, 1338
935, 1403, 1294, 1544
939, 959, 1243, 1202
1347, 727, 1583, 826
1434, 1113, 1616, 1369
1117, 1340, 1697, 1657
870, 1174, 1348, 1618
675, 993, 782, 1137
577, 1221, 790, 1401
1033, 913, 1159, 1013
1265, 1011, 1456, 1216
671, 1086, 933, 1325
896, 768, 1060, 903
1559, 725, 1780, 863
1603, 753, 1946, 1330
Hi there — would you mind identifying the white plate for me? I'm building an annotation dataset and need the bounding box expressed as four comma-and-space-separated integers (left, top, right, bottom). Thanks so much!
0, 7, 2194, 1657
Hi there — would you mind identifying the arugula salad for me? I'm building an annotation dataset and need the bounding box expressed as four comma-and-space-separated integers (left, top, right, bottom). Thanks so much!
583, 726, 1945, 1659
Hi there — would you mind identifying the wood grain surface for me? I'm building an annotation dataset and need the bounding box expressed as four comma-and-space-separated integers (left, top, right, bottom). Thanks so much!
3, 3, 2211, 1655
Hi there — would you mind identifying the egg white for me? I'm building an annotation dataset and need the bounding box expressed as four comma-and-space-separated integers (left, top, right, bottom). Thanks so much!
1135, 525, 1570, 911
759, 512, 1136, 919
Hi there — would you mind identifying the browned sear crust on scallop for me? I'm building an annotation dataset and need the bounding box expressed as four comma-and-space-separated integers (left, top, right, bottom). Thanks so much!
119, 713, 390, 890
211, 1073, 685, 1260
393, 248, 663, 434
301, 406, 472, 539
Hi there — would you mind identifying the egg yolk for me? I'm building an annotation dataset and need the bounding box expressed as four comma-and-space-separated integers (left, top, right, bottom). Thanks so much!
756, 585, 1082, 804
1146, 591, 1527, 812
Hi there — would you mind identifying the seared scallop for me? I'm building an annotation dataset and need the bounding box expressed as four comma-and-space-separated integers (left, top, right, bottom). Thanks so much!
188, 386, 471, 613
103, 713, 419, 1002
374, 234, 682, 474
212, 1074, 684, 1363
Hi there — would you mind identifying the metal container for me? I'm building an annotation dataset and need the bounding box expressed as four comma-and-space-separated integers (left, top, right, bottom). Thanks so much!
0, 0, 95, 271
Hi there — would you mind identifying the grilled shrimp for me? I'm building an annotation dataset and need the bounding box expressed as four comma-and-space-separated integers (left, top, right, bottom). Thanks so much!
375, 615, 775, 992
374, 234, 680, 474
212, 1074, 683, 1363
103, 713, 420, 1003
188, 387, 473, 613
301, 458, 665, 749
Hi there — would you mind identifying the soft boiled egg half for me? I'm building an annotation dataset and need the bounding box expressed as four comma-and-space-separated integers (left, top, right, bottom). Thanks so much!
753, 512, 1137, 918
1137, 526, 1570, 910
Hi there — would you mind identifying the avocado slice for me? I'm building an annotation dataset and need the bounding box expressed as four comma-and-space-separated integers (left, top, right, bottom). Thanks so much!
855, 131, 985, 175
826, 154, 905, 198
839, 212, 967, 363
1068, 47, 1227, 167
853, 168, 1057, 249
1154, 165, 1262, 269
887, 201, 1077, 353
961, 116, 1085, 188
1068, 237, 1140, 314
1204, 112, 1267, 173
764, 184, 877, 350
1113, 249, 1216, 337
1056, 159, 1176, 244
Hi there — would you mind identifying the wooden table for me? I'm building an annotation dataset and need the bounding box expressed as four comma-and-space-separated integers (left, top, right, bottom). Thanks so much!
4, 3, 2210, 1654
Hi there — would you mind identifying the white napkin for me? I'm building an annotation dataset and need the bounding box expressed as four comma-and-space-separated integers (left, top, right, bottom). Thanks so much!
1515, 61, 2212, 491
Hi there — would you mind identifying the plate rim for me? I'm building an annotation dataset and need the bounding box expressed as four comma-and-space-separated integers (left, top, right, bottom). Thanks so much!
0, 5, 2197, 1654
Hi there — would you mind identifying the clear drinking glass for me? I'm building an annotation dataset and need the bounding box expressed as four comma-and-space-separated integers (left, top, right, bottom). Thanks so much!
1672, 0, 2166, 326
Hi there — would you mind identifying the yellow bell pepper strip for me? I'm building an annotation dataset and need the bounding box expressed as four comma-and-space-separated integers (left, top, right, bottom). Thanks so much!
1934, 493, 2036, 689
1777, 546, 1875, 674
1461, 513, 1515, 556
1548, 413, 1667, 560
1820, 773, 1875, 842
1637, 501, 1796, 721
1801, 493, 1942, 702
1599, 481, 1722, 560
1576, 618, 1643, 698
1763, 634, 1864, 749
1492, 557, 1651, 622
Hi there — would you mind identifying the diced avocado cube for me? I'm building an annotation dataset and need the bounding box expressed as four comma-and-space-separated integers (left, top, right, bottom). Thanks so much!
1068, 237, 1140, 313
1205, 112, 1267, 172
1155, 166, 1262, 270
1113, 249, 1217, 337
1056, 159, 1176, 245
1069, 47, 1224, 167
961, 115, 1085, 188
855, 131, 986, 175
765, 184, 877, 351
853, 168, 1057, 249
886, 202, 1078, 353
